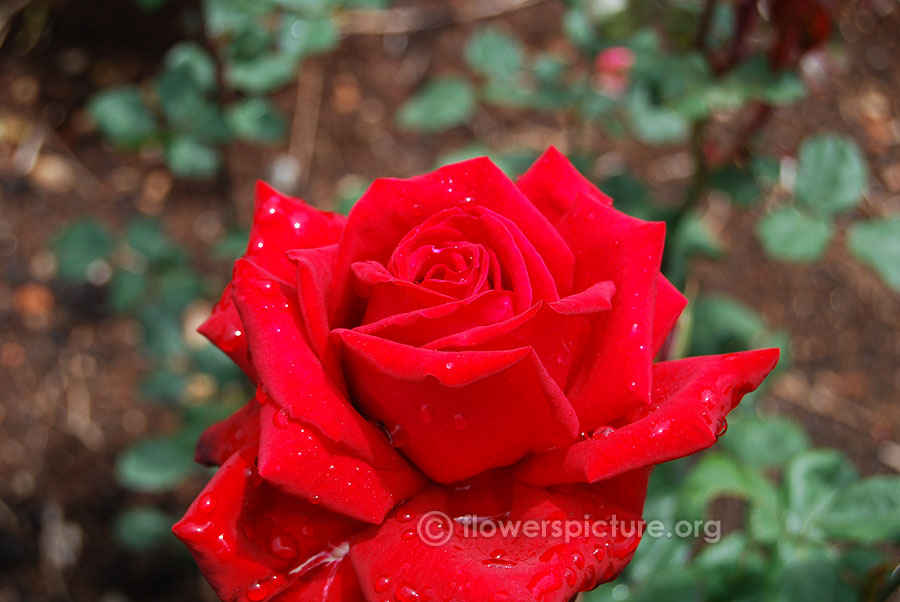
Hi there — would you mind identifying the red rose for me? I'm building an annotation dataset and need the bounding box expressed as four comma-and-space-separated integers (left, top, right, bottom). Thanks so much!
175, 148, 778, 602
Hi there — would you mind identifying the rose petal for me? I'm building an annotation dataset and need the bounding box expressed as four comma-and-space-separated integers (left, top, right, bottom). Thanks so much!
173, 446, 364, 602
516, 146, 613, 226
652, 275, 687, 358
350, 480, 642, 602
516, 349, 780, 486
352, 261, 456, 325
195, 396, 261, 467
334, 329, 579, 483
558, 197, 666, 430
426, 281, 616, 388
257, 391, 424, 524
199, 183, 345, 380
331, 157, 574, 326
354, 290, 516, 348
231, 259, 425, 509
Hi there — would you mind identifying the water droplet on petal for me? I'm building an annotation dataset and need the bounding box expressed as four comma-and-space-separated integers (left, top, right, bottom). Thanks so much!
452, 414, 468, 431
273, 408, 289, 429
395, 584, 420, 602
375, 576, 391, 593
591, 426, 615, 438
198, 493, 216, 515
716, 418, 728, 437
626, 381, 637, 392
401, 529, 416, 541
246, 581, 268, 602
445, 361, 455, 370
700, 389, 715, 406
419, 404, 432, 424
527, 570, 562, 598
268, 534, 298, 560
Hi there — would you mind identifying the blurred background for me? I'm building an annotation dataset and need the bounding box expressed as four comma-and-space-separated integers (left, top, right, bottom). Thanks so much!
1, 0, 899, 601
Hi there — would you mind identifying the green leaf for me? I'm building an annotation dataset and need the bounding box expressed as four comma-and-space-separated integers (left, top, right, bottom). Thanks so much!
115, 437, 196, 493
165, 136, 222, 179
396, 77, 476, 133
108, 269, 147, 314
756, 207, 833, 263
273, 0, 337, 15
126, 217, 174, 265
52, 219, 114, 280
710, 165, 761, 207
722, 414, 809, 468
115, 506, 176, 551
157, 266, 203, 315
847, 216, 900, 292
688, 294, 781, 357
626, 85, 689, 145
89, 87, 158, 146
783, 450, 857, 538
139, 368, 187, 404
226, 98, 287, 143
226, 53, 299, 94
279, 16, 339, 58
818, 476, 900, 543
164, 43, 218, 92
464, 27, 525, 81
795, 133, 868, 215
155, 65, 230, 142
769, 542, 842, 602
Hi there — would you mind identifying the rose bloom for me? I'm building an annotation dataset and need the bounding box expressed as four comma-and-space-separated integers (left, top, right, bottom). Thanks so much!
174, 148, 778, 602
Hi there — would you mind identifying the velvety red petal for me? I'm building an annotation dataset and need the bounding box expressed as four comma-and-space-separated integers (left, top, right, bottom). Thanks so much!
231, 259, 426, 511
197, 284, 258, 383
173, 446, 365, 602
516, 349, 780, 486
350, 480, 642, 602
516, 146, 613, 226
257, 391, 423, 524
427, 281, 615, 389
352, 261, 456, 325
199, 183, 345, 380
353, 290, 515, 348
559, 198, 666, 430
331, 158, 575, 326
195, 396, 261, 467
335, 329, 579, 483
652, 275, 687, 358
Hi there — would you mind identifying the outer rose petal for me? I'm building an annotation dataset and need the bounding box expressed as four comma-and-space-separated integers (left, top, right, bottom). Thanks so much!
335, 329, 579, 483
257, 390, 422, 524
172, 446, 364, 602
652, 274, 688, 357
516, 146, 613, 225
231, 259, 425, 518
331, 157, 575, 326
199, 182, 345, 380
516, 349, 780, 486
352, 261, 456, 324
350, 481, 642, 602
558, 198, 666, 430
195, 396, 261, 467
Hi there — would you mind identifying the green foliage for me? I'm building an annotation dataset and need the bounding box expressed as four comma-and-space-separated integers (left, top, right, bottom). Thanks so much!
795, 134, 868, 216
226, 98, 288, 143
464, 27, 525, 82
847, 217, 900, 292
756, 207, 833, 263
115, 436, 198, 493
51, 219, 114, 280
114, 506, 177, 551
89, 87, 158, 147
396, 77, 477, 132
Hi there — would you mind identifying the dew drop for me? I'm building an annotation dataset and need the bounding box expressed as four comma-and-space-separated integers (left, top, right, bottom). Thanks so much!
246, 581, 268, 602
716, 418, 728, 437
396, 511, 414, 523
591, 426, 615, 438
273, 408, 289, 430
565, 568, 577, 586
700, 389, 715, 406
419, 404, 432, 424
198, 493, 216, 515
395, 584, 420, 602
527, 570, 562, 598
268, 534, 299, 560
445, 361, 455, 370
452, 414, 468, 431
626, 381, 638, 392
481, 558, 517, 568
571, 550, 585, 569
401, 529, 416, 541
375, 576, 391, 593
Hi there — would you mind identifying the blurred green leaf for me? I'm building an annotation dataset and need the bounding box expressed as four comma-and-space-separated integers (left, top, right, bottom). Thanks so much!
165, 136, 222, 179
89, 87, 158, 147
139, 368, 188, 403
818, 476, 900, 543
115, 506, 176, 552
847, 216, 900, 292
126, 217, 175, 265
164, 42, 218, 92
465, 27, 524, 81
279, 16, 339, 58
116, 437, 196, 492
795, 133, 868, 215
626, 85, 689, 145
710, 165, 760, 207
688, 295, 778, 357
158, 267, 204, 315
214, 228, 250, 260
52, 219, 114, 281
226, 53, 298, 94
756, 207, 833, 263
783, 450, 857, 538
722, 415, 810, 469
108, 269, 147, 314
226, 97, 287, 142
156, 65, 230, 142
396, 77, 476, 132
768, 542, 843, 602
